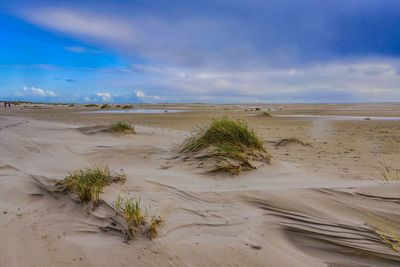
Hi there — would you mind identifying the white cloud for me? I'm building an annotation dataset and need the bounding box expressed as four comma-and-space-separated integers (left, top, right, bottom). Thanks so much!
16, 7, 246, 67
15, 3, 400, 77
135, 90, 146, 97
20, 8, 131, 45
126, 58, 400, 102
135, 90, 160, 100
16, 86, 57, 97
96, 92, 113, 102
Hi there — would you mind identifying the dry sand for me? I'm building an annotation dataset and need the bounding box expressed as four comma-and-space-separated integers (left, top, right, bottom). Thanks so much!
0, 103, 399, 266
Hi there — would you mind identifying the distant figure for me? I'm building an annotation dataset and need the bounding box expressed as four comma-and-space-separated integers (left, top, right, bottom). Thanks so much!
3, 102, 6, 109
8, 101, 11, 108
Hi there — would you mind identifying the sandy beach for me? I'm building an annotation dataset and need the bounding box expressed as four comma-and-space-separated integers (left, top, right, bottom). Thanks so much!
1, 103, 400, 266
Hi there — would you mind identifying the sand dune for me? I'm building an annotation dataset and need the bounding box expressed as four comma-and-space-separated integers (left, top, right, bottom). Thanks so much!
0, 106, 399, 266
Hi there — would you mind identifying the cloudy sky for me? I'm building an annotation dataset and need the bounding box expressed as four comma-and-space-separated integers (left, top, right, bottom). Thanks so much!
1, 0, 400, 103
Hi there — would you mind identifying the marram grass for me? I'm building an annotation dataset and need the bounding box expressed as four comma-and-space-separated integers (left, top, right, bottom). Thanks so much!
380, 163, 400, 183
369, 214, 400, 253
56, 166, 126, 210
116, 195, 144, 228
181, 117, 270, 174
84, 104, 98, 107
115, 195, 162, 240
110, 122, 135, 134
100, 104, 111, 109
374, 225, 400, 252
149, 214, 162, 240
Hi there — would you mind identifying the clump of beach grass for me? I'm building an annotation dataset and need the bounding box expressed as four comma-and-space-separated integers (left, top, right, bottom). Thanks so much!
374, 225, 400, 252
110, 122, 135, 134
369, 214, 400, 253
84, 104, 98, 107
115, 195, 162, 240
380, 163, 400, 183
275, 137, 312, 147
181, 117, 270, 174
149, 214, 162, 240
56, 166, 127, 210
122, 105, 133, 109
100, 104, 111, 109
261, 111, 271, 117
116, 195, 144, 227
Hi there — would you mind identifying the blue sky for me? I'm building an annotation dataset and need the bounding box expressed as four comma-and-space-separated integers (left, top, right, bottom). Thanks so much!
1, 0, 400, 103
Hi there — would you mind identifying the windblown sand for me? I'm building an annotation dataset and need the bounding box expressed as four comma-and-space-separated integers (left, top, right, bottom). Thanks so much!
0, 103, 399, 266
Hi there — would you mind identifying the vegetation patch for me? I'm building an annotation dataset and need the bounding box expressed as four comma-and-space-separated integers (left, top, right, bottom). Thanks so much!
34, 167, 164, 242
115, 195, 162, 240
275, 137, 312, 147
374, 225, 400, 253
84, 104, 99, 107
149, 214, 162, 240
181, 117, 271, 174
56, 166, 126, 210
380, 163, 400, 183
122, 105, 133, 109
260, 111, 271, 117
110, 122, 135, 134
370, 215, 400, 253
100, 104, 111, 109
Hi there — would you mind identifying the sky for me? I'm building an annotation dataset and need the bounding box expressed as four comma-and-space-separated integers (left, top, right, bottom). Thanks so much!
0, 0, 400, 103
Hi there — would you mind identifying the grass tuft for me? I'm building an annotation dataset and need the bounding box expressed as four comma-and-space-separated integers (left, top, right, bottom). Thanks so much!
370, 215, 400, 253
116, 195, 144, 228
149, 214, 162, 240
380, 163, 400, 183
374, 226, 400, 252
275, 137, 311, 147
122, 105, 133, 109
261, 111, 271, 117
56, 166, 126, 210
110, 122, 135, 134
181, 117, 270, 174
100, 104, 111, 109
115, 195, 162, 240
84, 104, 99, 107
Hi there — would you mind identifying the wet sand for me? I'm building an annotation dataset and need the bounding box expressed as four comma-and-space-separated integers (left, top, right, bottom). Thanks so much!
0, 103, 399, 266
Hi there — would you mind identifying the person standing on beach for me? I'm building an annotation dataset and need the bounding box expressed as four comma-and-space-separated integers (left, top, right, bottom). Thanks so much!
8, 101, 11, 108
3, 101, 6, 108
